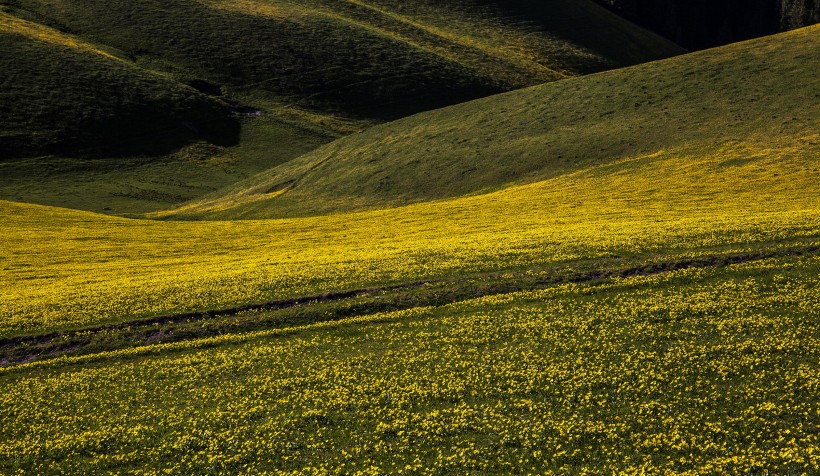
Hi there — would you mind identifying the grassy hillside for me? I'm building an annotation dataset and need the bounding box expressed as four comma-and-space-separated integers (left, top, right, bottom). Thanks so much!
167, 25, 819, 219
0, 10, 340, 213
0, 26, 818, 473
6, 0, 682, 121
0, 12, 239, 158
2, 133, 819, 336
0, 0, 682, 213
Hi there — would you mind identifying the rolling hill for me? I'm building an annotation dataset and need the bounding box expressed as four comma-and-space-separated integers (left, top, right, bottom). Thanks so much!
0, 25, 818, 475
0, 10, 325, 214
165, 24, 819, 220
0, 0, 683, 213
5, 0, 683, 122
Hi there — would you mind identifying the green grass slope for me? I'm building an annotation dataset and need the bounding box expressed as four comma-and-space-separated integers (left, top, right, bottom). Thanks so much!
6, 0, 682, 122
1, 149, 819, 472
166, 25, 820, 220
0, 12, 239, 158
2, 256, 820, 474
0, 0, 682, 214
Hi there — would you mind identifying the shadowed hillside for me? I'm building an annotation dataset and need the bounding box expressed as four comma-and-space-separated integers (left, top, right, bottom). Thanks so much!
5, 0, 682, 121
0, 0, 683, 213
0, 12, 239, 158
165, 25, 819, 220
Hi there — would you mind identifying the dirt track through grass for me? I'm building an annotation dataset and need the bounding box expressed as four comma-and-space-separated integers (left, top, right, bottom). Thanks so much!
2, 244, 816, 367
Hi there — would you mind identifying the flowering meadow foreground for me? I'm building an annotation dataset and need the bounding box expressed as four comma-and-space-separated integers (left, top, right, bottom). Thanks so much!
1, 256, 818, 474
1, 125, 820, 473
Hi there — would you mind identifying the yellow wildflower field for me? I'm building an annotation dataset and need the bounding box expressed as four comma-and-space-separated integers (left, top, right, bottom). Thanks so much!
0, 123, 818, 473
1, 257, 818, 474
1, 134, 818, 337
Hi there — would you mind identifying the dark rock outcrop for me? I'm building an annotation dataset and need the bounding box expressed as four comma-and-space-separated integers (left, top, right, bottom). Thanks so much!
596, 0, 819, 50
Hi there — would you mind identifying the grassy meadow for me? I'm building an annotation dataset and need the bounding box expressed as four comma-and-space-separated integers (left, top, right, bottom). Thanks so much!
0, 3, 818, 474
3, 136, 819, 337
1, 83, 819, 470
2, 256, 819, 474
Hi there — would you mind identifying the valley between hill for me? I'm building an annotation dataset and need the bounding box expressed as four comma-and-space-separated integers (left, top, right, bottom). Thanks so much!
0, 0, 682, 213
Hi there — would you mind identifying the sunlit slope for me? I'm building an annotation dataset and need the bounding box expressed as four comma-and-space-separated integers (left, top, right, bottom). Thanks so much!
168, 25, 820, 219
0, 12, 239, 158
7, 0, 682, 123
2, 126, 819, 336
